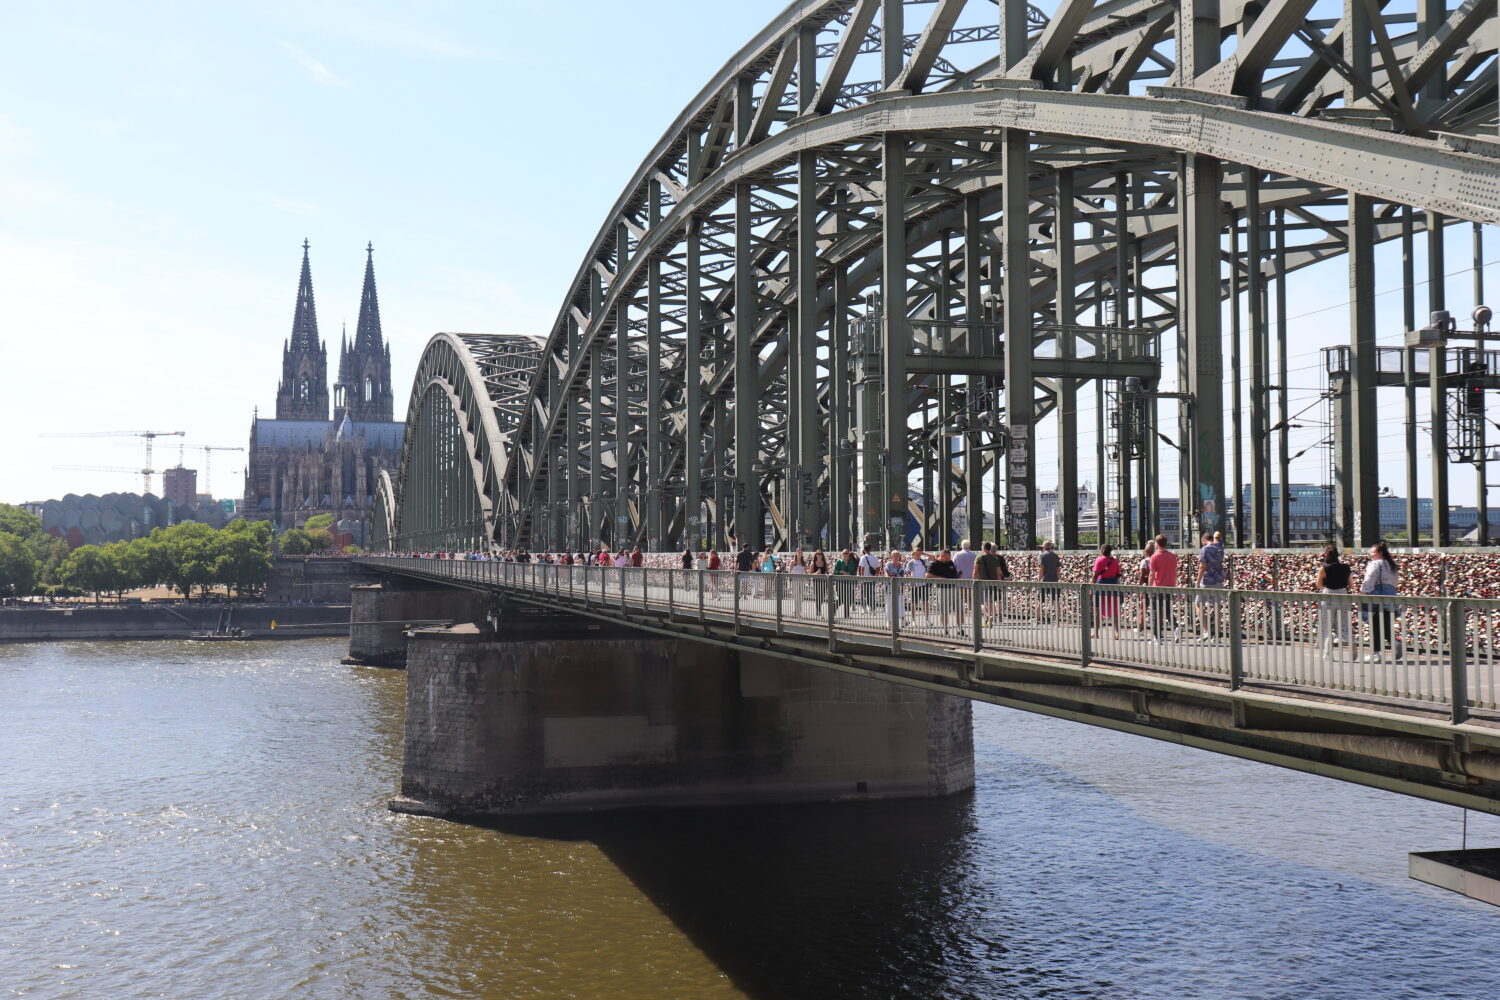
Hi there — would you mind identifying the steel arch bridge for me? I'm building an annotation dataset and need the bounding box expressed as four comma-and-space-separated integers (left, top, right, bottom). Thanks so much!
382, 0, 1499, 555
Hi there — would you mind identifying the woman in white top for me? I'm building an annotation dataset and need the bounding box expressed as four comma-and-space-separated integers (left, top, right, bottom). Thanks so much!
695, 551, 708, 571
907, 547, 929, 623
789, 549, 808, 615
1360, 541, 1401, 662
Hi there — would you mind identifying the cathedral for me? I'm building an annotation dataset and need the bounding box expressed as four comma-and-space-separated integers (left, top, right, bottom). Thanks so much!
242, 241, 404, 542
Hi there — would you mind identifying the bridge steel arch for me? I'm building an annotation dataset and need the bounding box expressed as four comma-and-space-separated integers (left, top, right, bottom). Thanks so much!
387, 333, 541, 551
414, 0, 1499, 554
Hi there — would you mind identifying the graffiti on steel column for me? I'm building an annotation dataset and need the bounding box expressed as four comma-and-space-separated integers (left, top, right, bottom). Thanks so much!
1199, 485, 1219, 532
1007, 422, 1032, 544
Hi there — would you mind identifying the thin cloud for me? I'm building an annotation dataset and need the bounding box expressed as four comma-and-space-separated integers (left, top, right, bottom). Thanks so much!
259, 195, 319, 215
278, 40, 351, 87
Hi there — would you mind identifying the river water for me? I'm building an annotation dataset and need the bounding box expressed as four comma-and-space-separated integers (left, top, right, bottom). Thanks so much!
4, 638, 1499, 999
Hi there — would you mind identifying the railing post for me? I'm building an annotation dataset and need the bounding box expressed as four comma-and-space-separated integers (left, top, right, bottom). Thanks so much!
1228, 589, 1244, 690
971, 580, 982, 653
698, 569, 705, 620
827, 577, 837, 652
775, 573, 784, 636
668, 569, 675, 621
890, 578, 900, 655
732, 572, 741, 635
1079, 583, 1092, 669
1450, 600, 1469, 725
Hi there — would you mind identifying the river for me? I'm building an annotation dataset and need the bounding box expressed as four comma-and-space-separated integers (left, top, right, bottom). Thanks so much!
4, 638, 1498, 999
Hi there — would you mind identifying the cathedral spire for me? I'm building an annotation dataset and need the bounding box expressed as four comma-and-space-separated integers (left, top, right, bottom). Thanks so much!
354, 242, 382, 353
335, 241, 394, 422
276, 239, 330, 421
289, 238, 321, 352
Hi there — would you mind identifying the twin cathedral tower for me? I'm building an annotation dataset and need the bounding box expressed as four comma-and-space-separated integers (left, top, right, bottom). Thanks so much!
243, 241, 404, 540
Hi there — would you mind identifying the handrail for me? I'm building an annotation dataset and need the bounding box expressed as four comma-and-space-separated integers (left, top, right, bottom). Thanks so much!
361, 557, 1500, 726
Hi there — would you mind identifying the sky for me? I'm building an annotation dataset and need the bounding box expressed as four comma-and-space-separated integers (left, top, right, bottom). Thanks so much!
0, 0, 781, 503
1, 0, 1494, 518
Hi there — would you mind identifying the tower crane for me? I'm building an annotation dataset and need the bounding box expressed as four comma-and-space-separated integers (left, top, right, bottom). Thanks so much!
195, 446, 244, 498
53, 466, 160, 495
40, 430, 185, 494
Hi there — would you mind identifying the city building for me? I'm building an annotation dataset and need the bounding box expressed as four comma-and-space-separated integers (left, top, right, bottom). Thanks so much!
161, 467, 197, 507
242, 242, 403, 542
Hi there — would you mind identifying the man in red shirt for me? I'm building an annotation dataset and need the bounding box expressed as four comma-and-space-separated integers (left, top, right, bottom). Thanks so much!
1147, 534, 1179, 642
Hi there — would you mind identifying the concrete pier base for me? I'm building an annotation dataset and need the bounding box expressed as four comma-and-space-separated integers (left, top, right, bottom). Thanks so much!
393, 620, 974, 817
345, 582, 487, 668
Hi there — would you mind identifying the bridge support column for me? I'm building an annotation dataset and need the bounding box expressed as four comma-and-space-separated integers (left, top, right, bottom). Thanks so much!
392, 620, 974, 817
345, 582, 488, 668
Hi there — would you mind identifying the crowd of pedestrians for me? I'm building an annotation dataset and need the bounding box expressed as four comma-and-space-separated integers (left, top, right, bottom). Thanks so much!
397, 532, 1407, 661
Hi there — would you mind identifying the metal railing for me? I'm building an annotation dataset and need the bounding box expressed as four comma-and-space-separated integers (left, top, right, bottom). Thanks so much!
363, 557, 1500, 725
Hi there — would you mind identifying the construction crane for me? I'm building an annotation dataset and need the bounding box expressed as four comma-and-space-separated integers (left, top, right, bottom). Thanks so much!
54, 465, 160, 495
194, 446, 244, 498
40, 430, 185, 494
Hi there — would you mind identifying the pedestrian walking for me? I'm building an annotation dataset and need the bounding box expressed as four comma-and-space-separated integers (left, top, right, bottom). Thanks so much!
1037, 540, 1061, 624
1317, 545, 1352, 656
1134, 539, 1156, 634
1091, 543, 1121, 639
953, 540, 977, 580
810, 549, 830, 614
1195, 530, 1227, 639
885, 550, 907, 625
832, 547, 857, 616
1360, 541, 1402, 662
759, 547, 777, 600
857, 544, 882, 614
1147, 535, 1179, 642
789, 548, 808, 616
736, 542, 755, 600
928, 547, 961, 633
974, 541, 1006, 625
908, 546, 930, 623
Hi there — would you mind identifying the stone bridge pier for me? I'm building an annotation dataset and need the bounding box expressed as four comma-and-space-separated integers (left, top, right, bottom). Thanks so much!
383, 601, 973, 817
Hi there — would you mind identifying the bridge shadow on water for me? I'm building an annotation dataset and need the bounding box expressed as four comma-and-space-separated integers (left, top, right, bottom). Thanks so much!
473, 792, 985, 1000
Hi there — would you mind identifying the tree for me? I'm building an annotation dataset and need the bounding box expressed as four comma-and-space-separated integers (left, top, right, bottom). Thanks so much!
30, 534, 70, 588
0, 503, 42, 539
122, 534, 171, 590
0, 532, 39, 597
302, 513, 334, 532
304, 527, 334, 552
280, 528, 313, 555
215, 520, 273, 596
60, 545, 127, 604
102, 541, 140, 595
153, 522, 220, 598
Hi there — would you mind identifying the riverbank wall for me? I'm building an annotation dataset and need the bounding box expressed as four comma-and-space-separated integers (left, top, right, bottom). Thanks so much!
0, 604, 349, 642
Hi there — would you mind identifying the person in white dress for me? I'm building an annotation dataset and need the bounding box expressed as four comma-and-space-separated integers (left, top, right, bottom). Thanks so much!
789, 549, 808, 616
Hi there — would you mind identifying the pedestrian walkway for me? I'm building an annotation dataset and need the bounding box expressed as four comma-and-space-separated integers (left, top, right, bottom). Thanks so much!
366, 557, 1500, 727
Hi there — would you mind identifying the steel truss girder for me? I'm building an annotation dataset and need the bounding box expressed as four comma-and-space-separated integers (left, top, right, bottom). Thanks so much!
378, 0, 1497, 553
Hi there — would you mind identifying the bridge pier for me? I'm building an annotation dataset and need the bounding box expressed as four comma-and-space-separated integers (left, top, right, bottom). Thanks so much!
391, 611, 973, 817
345, 581, 487, 668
